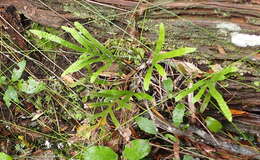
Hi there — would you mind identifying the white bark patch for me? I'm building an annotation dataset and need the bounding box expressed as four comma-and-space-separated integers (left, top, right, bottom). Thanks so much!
231, 32, 260, 47
216, 22, 241, 31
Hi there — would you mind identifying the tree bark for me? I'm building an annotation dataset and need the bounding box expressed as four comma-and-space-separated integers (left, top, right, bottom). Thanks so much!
1, 0, 259, 158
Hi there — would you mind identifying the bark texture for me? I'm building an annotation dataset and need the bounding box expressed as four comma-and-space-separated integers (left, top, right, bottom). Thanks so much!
0, 0, 259, 158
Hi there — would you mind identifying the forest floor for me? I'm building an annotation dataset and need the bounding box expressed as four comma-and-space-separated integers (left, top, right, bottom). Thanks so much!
0, 0, 260, 160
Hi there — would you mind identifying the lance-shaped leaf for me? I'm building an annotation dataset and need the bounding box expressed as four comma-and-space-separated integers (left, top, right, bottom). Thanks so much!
156, 47, 196, 63
208, 82, 232, 122
175, 79, 206, 101
144, 67, 153, 91
30, 30, 87, 52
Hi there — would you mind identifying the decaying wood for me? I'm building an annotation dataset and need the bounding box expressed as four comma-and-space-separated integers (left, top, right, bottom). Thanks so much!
151, 112, 260, 159
0, 0, 259, 158
0, 5, 27, 50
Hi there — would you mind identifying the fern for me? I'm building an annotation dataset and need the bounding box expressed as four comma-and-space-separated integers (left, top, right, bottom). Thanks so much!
30, 22, 114, 83
89, 89, 153, 128
143, 23, 196, 91
175, 66, 238, 122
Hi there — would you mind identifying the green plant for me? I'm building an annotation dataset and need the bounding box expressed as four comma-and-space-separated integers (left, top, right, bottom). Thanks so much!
0, 60, 45, 107
89, 89, 153, 128
123, 139, 151, 160
143, 23, 196, 91
82, 146, 118, 160
81, 139, 151, 160
135, 116, 158, 134
205, 116, 223, 133
0, 152, 12, 160
172, 103, 186, 127
175, 65, 237, 122
183, 155, 194, 160
28, 23, 60, 51
30, 22, 115, 83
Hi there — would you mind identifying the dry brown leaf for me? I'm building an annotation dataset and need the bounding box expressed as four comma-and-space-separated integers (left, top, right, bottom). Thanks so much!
61, 74, 75, 85
172, 60, 203, 76
118, 127, 132, 142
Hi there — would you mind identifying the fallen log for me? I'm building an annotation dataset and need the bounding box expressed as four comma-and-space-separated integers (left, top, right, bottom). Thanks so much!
0, 0, 259, 158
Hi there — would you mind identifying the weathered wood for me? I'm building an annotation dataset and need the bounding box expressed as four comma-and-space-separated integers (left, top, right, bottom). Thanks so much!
0, 0, 259, 158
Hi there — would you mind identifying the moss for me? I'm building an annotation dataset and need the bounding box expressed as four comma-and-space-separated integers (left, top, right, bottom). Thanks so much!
63, 1, 117, 21
247, 17, 260, 26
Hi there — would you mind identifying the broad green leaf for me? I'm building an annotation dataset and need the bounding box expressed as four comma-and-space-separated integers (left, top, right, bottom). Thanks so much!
154, 23, 165, 55
30, 30, 87, 52
200, 93, 211, 113
154, 64, 167, 79
205, 116, 223, 133
61, 26, 91, 51
74, 22, 110, 55
123, 139, 151, 160
90, 61, 112, 83
18, 77, 45, 94
3, 86, 19, 107
208, 83, 232, 122
192, 85, 207, 103
183, 155, 194, 160
135, 117, 158, 134
163, 78, 173, 92
156, 47, 196, 63
0, 152, 12, 160
82, 146, 118, 160
172, 103, 186, 127
175, 79, 206, 101
144, 67, 153, 91
0, 76, 6, 85
134, 93, 153, 101
11, 60, 26, 82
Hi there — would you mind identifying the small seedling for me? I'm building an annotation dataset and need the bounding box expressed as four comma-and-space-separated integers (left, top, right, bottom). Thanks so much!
1, 60, 45, 107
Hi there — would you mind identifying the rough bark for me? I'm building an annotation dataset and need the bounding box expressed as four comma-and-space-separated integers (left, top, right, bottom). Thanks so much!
0, 0, 259, 158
